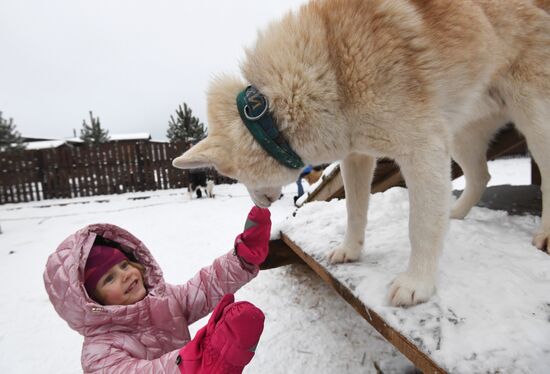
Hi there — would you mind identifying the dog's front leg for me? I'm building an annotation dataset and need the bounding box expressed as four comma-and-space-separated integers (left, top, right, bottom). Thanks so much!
328, 153, 376, 263
389, 147, 451, 306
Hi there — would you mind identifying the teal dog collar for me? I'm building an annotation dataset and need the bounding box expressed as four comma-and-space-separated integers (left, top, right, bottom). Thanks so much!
236, 86, 304, 169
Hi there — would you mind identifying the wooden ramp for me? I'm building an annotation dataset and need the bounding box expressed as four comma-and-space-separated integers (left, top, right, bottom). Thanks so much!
302, 125, 532, 205
264, 235, 447, 373
262, 196, 550, 373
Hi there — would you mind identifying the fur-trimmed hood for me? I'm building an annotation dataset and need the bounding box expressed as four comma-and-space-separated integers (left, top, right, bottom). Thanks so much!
43, 223, 166, 337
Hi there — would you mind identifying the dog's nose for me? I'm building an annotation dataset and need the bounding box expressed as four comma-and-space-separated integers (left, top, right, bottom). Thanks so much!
247, 186, 281, 208
254, 195, 273, 208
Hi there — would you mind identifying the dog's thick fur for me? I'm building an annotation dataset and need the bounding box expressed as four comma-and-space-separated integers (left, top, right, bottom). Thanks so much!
173, 0, 550, 306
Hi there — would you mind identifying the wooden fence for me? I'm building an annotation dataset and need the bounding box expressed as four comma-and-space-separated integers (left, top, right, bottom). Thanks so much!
0, 141, 233, 204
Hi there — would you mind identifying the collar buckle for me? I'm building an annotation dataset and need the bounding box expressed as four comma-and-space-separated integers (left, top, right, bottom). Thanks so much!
243, 86, 269, 120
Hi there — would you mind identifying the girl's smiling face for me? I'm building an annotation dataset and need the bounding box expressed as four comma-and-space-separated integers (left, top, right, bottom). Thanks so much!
94, 260, 147, 305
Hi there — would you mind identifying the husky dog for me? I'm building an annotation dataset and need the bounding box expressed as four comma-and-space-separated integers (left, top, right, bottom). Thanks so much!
206, 180, 215, 198
187, 183, 203, 199
173, 0, 550, 306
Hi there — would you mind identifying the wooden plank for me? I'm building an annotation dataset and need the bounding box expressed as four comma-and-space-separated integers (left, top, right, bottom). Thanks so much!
145, 143, 156, 191
0, 152, 16, 203
23, 150, 39, 202
14, 150, 25, 202
487, 126, 526, 160
304, 164, 343, 204
9, 151, 20, 202
88, 145, 99, 195
372, 168, 404, 193
304, 159, 405, 204
77, 146, 88, 197
67, 147, 77, 198
152, 143, 162, 189
5, 153, 17, 203
135, 143, 145, 192
54, 147, 64, 199
279, 233, 447, 374
306, 127, 528, 204
124, 143, 136, 192
168, 142, 188, 189
41, 149, 53, 199
31, 150, 42, 201
0, 152, 11, 203
125, 143, 137, 193
17, 151, 28, 202
260, 239, 304, 270
115, 143, 126, 193
46, 148, 59, 199
79, 146, 90, 197
59, 146, 72, 198
109, 144, 119, 194
95, 144, 107, 195
112, 142, 124, 194
158, 143, 169, 190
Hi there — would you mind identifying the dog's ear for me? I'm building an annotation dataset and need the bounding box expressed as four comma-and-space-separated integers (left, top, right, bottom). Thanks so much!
172, 142, 213, 169
172, 139, 236, 177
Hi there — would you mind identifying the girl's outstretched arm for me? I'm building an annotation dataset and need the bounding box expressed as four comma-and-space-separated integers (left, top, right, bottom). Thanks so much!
176, 206, 270, 325
174, 248, 259, 326
82, 338, 181, 374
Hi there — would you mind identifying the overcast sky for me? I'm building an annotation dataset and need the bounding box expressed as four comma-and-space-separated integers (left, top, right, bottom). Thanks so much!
0, 0, 308, 140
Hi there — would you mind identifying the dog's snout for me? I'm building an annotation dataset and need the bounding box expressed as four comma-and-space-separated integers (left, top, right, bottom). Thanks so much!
247, 186, 281, 208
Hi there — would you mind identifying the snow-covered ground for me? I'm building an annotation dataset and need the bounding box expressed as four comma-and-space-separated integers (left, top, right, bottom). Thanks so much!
0, 157, 543, 373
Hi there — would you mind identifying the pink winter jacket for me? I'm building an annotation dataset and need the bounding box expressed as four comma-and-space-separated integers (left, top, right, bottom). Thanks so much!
43, 223, 258, 373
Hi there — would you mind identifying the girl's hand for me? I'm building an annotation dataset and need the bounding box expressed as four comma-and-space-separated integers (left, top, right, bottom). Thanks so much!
234, 206, 271, 265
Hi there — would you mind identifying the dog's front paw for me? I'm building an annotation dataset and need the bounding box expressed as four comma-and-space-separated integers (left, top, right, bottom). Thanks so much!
326, 245, 361, 264
532, 229, 550, 254
388, 272, 436, 307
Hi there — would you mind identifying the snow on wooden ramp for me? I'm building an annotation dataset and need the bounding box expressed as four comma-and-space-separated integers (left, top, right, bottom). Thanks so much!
271, 190, 550, 373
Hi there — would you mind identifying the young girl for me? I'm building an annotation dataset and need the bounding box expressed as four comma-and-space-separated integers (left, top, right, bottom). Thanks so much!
44, 206, 271, 373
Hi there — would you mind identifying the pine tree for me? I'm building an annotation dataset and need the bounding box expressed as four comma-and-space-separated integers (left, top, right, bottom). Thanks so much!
166, 103, 206, 143
80, 111, 109, 144
0, 111, 25, 151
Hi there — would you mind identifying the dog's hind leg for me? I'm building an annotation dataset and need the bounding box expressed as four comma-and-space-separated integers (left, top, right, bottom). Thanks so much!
389, 141, 451, 306
327, 153, 376, 263
450, 115, 504, 219
513, 97, 550, 253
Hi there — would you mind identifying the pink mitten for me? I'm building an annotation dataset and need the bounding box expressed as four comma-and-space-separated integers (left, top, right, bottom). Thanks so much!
234, 206, 271, 265
176, 294, 265, 374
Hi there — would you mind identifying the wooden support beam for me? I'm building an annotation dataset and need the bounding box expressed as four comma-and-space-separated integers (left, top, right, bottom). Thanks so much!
279, 233, 447, 374
260, 238, 304, 270
305, 125, 528, 204
303, 164, 344, 204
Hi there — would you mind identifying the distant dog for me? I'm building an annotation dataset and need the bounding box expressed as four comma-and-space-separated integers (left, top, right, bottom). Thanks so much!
188, 183, 203, 199
188, 169, 208, 199
206, 180, 215, 198
188, 180, 215, 199
173, 0, 550, 306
